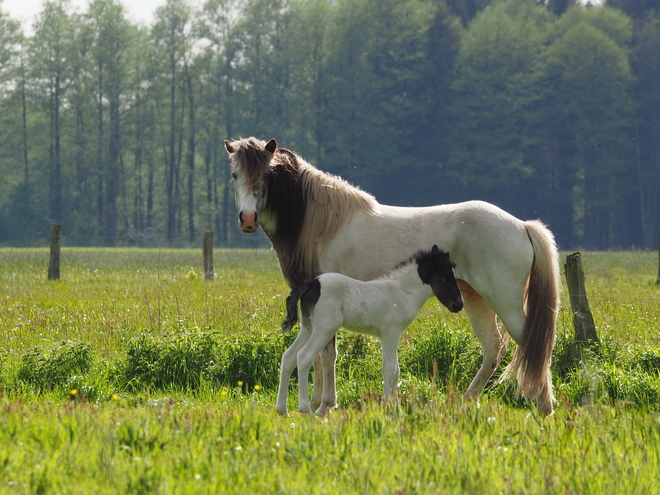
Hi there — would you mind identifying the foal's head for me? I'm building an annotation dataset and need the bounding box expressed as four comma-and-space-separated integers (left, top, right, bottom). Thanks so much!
416, 245, 463, 313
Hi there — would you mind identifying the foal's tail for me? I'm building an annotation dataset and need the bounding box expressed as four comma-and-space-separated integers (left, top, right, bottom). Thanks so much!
281, 284, 309, 332
506, 220, 560, 415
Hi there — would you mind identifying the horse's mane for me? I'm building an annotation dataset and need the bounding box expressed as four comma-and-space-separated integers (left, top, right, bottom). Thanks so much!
272, 149, 377, 285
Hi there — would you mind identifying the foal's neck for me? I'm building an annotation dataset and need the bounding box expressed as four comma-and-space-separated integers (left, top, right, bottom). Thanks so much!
386, 262, 428, 293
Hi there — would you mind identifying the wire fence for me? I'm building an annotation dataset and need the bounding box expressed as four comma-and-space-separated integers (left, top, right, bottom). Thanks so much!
1, 225, 659, 351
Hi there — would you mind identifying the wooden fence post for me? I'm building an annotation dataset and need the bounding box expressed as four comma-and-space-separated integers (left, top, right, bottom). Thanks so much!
48, 223, 62, 281
203, 231, 214, 281
564, 252, 599, 345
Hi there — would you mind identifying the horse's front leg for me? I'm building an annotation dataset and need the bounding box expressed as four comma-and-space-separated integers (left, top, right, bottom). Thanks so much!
310, 354, 324, 412
315, 335, 338, 416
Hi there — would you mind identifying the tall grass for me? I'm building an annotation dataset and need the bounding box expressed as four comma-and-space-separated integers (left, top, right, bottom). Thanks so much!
0, 247, 659, 493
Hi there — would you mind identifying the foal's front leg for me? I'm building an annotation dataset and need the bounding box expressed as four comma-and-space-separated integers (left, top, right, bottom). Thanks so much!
380, 330, 401, 402
297, 332, 337, 415
276, 325, 312, 416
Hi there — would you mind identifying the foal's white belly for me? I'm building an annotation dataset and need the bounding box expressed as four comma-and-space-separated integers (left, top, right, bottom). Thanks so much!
313, 277, 424, 338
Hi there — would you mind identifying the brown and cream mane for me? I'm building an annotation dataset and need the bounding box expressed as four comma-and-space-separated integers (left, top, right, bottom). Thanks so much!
228, 138, 377, 287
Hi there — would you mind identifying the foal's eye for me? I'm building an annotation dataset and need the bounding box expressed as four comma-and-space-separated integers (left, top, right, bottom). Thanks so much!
231, 173, 237, 181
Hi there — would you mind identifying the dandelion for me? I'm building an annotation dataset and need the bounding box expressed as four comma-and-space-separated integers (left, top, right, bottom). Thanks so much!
254, 385, 261, 391
69, 389, 78, 398
111, 394, 119, 400
237, 381, 243, 387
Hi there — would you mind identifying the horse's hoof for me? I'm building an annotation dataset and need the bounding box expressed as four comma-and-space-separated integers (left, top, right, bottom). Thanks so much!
275, 408, 289, 417
315, 402, 338, 416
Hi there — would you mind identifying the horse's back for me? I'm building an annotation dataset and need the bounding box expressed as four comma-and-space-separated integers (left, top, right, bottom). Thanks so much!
320, 200, 534, 294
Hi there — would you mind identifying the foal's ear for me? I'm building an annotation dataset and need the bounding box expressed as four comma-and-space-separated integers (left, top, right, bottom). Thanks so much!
265, 138, 277, 154
431, 244, 440, 256
224, 140, 234, 154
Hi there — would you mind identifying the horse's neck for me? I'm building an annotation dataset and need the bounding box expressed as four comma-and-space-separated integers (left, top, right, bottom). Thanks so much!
260, 213, 312, 288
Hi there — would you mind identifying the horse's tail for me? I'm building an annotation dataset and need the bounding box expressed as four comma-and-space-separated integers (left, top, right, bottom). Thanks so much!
506, 220, 560, 415
281, 284, 309, 332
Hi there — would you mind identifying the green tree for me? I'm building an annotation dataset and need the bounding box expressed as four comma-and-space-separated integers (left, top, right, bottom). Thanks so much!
631, 13, 660, 247
29, 0, 76, 225
151, 0, 195, 242
544, 6, 634, 248
197, 0, 244, 243
448, 0, 553, 215
86, 0, 134, 245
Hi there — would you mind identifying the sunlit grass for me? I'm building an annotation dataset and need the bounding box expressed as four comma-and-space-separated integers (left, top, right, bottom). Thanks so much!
0, 248, 659, 493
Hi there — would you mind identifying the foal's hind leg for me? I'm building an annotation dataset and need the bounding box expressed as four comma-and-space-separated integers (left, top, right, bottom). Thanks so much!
458, 280, 508, 399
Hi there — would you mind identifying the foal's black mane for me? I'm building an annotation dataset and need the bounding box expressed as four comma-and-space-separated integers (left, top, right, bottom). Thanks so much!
393, 247, 451, 271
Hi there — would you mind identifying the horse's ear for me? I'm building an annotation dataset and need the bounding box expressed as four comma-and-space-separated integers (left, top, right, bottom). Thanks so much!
224, 140, 234, 154
431, 244, 440, 255
265, 138, 277, 154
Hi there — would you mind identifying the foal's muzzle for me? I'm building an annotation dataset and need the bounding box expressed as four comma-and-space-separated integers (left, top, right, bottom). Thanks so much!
448, 301, 464, 313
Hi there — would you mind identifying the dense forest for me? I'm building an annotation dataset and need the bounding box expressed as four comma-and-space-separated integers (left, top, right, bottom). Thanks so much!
0, 0, 658, 249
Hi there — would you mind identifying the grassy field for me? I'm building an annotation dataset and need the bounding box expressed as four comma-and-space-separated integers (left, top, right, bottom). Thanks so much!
0, 247, 659, 494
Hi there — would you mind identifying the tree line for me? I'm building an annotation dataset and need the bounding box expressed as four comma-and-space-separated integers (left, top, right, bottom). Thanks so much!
0, 0, 658, 249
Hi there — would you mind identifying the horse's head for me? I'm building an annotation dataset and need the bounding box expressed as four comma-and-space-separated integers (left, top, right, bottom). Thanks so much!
224, 137, 277, 234
417, 245, 463, 313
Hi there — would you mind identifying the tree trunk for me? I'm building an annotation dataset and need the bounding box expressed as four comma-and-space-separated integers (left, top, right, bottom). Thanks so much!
185, 65, 196, 243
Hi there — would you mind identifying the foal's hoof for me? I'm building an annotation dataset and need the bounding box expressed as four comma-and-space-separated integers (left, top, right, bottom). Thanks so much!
275, 408, 289, 417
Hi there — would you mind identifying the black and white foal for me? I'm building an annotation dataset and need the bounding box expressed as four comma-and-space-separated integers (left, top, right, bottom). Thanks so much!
276, 245, 463, 416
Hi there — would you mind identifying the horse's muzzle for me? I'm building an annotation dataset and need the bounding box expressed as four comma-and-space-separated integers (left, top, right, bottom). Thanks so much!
239, 211, 258, 233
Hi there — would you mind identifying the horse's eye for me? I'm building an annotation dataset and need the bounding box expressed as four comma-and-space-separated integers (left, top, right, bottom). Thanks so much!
231, 173, 237, 181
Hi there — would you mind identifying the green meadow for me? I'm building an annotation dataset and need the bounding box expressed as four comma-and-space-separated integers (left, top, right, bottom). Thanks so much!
0, 248, 659, 494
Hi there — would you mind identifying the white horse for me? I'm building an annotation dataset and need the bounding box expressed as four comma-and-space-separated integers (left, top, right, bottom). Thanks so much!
276, 245, 463, 416
225, 137, 561, 416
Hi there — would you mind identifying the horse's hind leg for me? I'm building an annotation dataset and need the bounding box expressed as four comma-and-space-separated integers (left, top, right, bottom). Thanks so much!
459, 280, 508, 399
315, 336, 338, 416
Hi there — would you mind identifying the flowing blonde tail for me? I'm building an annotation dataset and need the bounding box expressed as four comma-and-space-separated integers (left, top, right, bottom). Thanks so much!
506, 220, 560, 415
